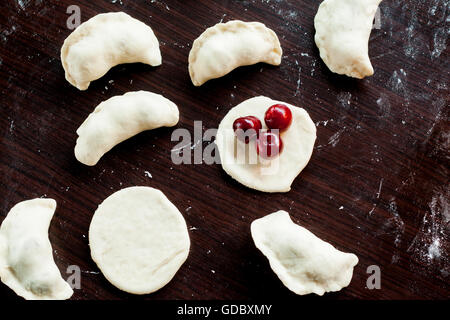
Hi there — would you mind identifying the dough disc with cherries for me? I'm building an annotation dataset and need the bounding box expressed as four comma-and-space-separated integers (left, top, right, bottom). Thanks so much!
216, 96, 316, 192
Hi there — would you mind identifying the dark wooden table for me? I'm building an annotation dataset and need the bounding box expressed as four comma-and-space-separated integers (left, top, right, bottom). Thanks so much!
0, 0, 448, 300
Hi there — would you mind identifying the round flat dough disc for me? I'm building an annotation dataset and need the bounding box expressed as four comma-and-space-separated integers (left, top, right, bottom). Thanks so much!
216, 96, 316, 192
89, 186, 190, 295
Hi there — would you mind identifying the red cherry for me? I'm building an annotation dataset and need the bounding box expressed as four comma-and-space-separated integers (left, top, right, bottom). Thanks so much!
264, 104, 292, 131
256, 130, 283, 159
233, 116, 262, 143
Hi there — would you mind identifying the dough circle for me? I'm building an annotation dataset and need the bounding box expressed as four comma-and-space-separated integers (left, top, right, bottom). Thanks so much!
89, 186, 190, 295
216, 96, 316, 192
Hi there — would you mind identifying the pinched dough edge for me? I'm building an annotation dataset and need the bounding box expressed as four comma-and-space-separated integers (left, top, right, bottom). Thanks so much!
188, 20, 282, 86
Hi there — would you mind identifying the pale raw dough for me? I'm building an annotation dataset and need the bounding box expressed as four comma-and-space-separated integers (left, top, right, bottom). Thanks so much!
61, 12, 161, 90
75, 91, 179, 166
215, 96, 316, 193
188, 20, 282, 86
314, 0, 382, 78
89, 187, 190, 295
0, 199, 73, 300
251, 211, 359, 296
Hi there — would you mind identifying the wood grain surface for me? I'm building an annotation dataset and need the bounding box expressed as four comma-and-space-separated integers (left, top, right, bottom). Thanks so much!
0, 0, 448, 300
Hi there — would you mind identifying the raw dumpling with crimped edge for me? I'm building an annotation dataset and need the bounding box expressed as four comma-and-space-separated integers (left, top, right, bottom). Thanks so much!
75, 91, 179, 166
0, 198, 74, 300
188, 20, 282, 86
61, 12, 162, 90
314, 0, 382, 78
251, 210, 359, 296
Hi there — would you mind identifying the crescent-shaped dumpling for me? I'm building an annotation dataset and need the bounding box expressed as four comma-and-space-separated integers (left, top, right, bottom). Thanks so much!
314, 0, 382, 78
75, 91, 179, 166
0, 199, 73, 300
251, 211, 359, 296
188, 20, 282, 86
61, 12, 162, 90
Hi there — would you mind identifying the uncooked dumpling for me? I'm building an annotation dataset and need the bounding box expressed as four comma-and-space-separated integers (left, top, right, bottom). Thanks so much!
61, 12, 161, 90
314, 0, 382, 78
0, 199, 73, 300
189, 20, 282, 86
89, 187, 190, 295
251, 210, 358, 295
75, 91, 179, 166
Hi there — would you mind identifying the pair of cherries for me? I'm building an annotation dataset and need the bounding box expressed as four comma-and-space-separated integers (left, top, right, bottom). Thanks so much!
232, 104, 292, 159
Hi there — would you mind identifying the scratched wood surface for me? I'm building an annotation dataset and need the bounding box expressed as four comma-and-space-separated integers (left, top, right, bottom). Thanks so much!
0, 0, 448, 300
